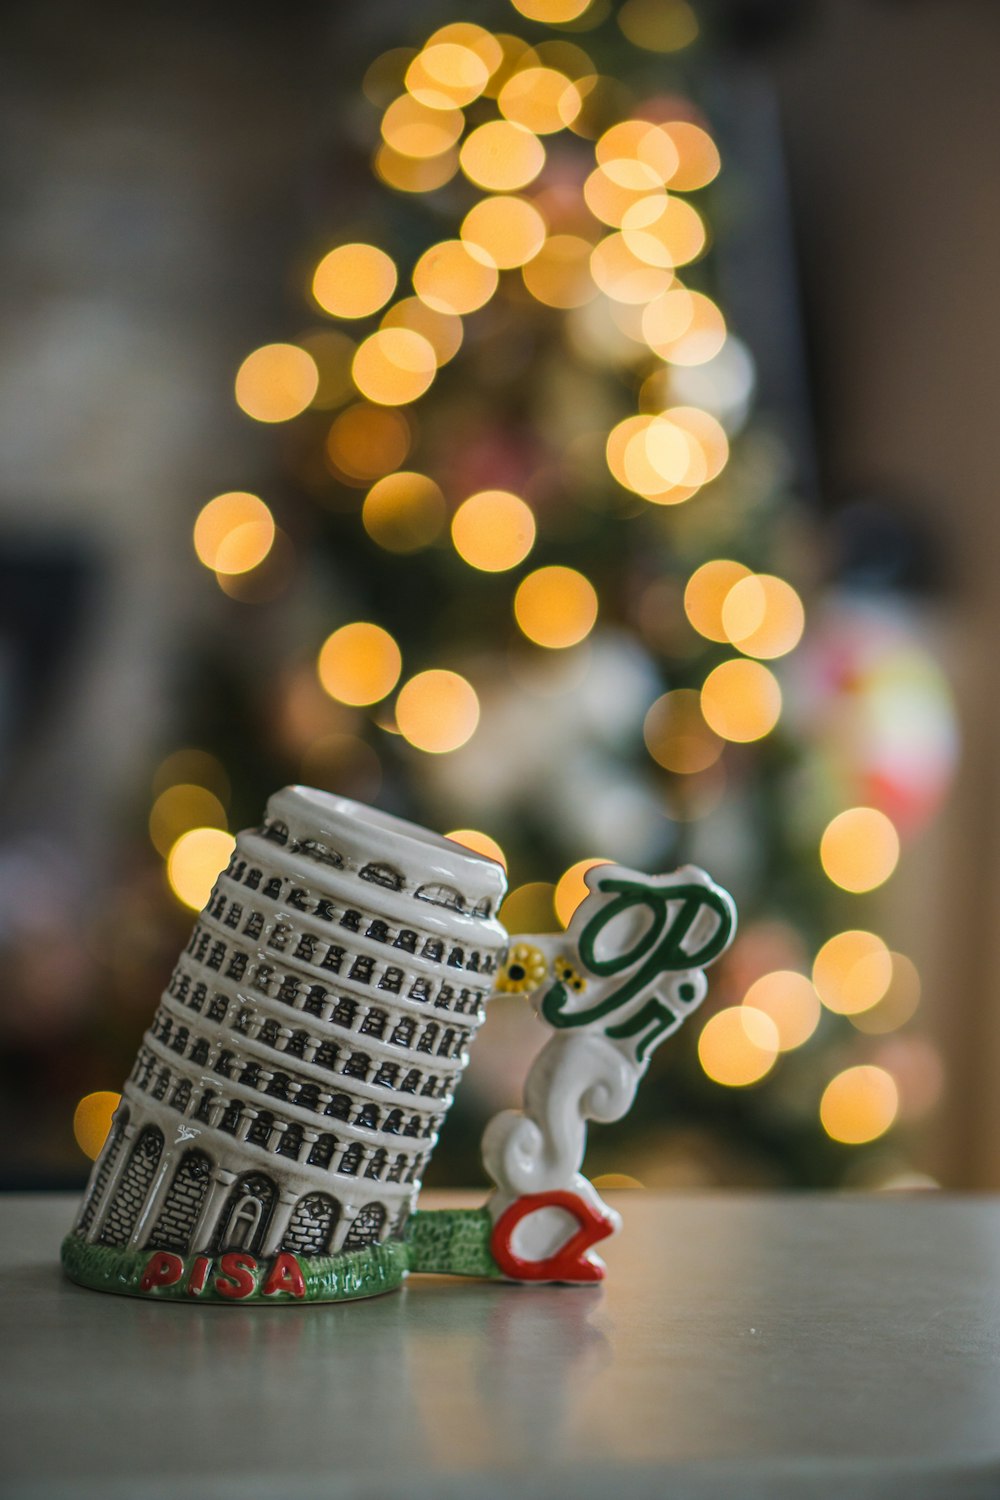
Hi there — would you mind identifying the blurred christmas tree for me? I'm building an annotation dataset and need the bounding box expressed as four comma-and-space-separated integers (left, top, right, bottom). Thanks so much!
116, 0, 957, 1193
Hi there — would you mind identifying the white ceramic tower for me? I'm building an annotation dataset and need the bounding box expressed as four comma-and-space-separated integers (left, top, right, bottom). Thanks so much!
70, 789, 508, 1266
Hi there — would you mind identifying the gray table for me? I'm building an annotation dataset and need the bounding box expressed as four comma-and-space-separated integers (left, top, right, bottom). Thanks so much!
2, 1192, 999, 1499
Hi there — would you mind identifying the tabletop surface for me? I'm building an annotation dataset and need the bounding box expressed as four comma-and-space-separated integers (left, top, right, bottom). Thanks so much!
2, 1191, 999, 1500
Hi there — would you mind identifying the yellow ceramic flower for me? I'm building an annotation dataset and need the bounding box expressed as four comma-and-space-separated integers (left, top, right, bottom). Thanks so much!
496, 942, 548, 993
554, 957, 587, 993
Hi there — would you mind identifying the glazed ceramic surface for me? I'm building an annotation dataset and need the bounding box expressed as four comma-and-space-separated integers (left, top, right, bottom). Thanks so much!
64, 789, 508, 1302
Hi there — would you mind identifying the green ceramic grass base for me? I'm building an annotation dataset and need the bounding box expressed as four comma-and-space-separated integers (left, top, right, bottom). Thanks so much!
61, 1208, 501, 1304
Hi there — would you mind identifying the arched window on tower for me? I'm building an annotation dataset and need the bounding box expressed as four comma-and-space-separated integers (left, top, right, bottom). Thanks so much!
246, 1111, 274, 1149
338, 1142, 363, 1176
307, 1133, 337, 1169
276, 1123, 304, 1160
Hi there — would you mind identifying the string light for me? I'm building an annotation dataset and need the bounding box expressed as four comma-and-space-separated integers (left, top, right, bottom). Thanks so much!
395, 669, 480, 753
375, 144, 460, 193
459, 120, 546, 192
317, 622, 403, 706
445, 828, 508, 869
351, 328, 437, 405
700, 659, 782, 742
413, 240, 499, 315
522, 234, 598, 307
554, 857, 612, 926
405, 43, 491, 110
325, 403, 411, 482
721, 574, 805, 659
590, 233, 672, 303
813, 930, 893, 1016
166, 828, 236, 912
621, 195, 707, 268
684, 559, 752, 641
499, 880, 557, 931
595, 120, 680, 182
311, 243, 398, 319
617, 0, 699, 52
381, 95, 464, 158
381, 298, 464, 365
426, 23, 504, 79
514, 565, 598, 648
510, 0, 594, 22
583, 160, 663, 227
234, 344, 318, 423
820, 807, 900, 893
73, 1092, 121, 1160
497, 66, 582, 134
647, 290, 726, 364
820, 1065, 899, 1145
461, 196, 547, 269
452, 489, 536, 572
742, 971, 821, 1051
362, 471, 446, 553
661, 120, 722, 189
643, 689, 723, 774
850, 953, 921, 1035
193, 493, 275, 575
698, 1006, 779, 1087
149, 784, 228, 859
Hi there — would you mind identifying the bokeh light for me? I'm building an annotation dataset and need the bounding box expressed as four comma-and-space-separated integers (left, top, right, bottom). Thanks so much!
617, 0, 699, 52
584, 160, 663, 227
813, 930, 893, 1015
461, 196, 547, 269
375, 144, 460, 193
352, 328, 437, 405
662, 120, 722, 189
742, 970, 821, 1051
514, 566, 599, 649
498, 66, 582, 134
381, 95, 464, 158
850, 952, 921, 1035
395, 669, 480, 753
317, 622, 403, 706
363, 471, 446, 553
820, 1065, 899, 1145
73, 1092, 121, 1161
596, 120, 680, 182
311, 243, 398, 319
684, 559, 752, 641
460, 120, 546, 192
554, 857, 612, 927
167, 828, 237, 912
510, 0, 593, 21
700, 659, 782, 742
445, 828, 508, 870
721, 573, 805, 659
405, 43, 490, 110
590, 233, 673, 304
427, 22, 504, 78
643, 689, 723, 774
149, 784, 228, 859
522, 234, 598, 307
234, 344, 318, 423
325, 403, 411, 483
152, 749, 229, 803
499, 880, 557, 932
698, 1006, 779, 1087
299, 330, 357, 409
646, 289, 726, 364
193, 492, 275, 575
413, 240, 499, 315
451, 489, 536, 572
621, 195, 706, 267
820, 807, 901, 893
381, 297, 464, 365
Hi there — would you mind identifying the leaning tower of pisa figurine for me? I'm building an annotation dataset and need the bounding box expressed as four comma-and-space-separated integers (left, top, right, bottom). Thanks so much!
65, 788, 509, 1302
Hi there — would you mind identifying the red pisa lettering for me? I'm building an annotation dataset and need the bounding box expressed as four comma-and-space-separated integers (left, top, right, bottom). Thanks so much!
139, 1252, 184, 1292
263, 1253, 306, 1299
215, 1253, 258, 1299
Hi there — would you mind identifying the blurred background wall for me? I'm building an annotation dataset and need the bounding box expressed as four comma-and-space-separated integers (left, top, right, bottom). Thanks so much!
1, 0, 995, 1192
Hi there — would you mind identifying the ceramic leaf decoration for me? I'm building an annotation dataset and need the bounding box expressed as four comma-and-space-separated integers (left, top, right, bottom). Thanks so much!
62, 790, 735, 1303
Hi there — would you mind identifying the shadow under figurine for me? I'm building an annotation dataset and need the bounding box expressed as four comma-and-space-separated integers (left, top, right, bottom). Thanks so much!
62, 788, 735, 1303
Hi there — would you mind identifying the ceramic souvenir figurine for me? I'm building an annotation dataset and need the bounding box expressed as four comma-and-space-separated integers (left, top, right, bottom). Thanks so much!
62, 788, 735, 1303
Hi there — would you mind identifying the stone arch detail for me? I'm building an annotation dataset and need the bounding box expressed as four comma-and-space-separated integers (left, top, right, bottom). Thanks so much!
98, 1125, 163, 1247
282, 1192, 341, 1256
147, 1149, 212, 1252
76, 1106, 129, 1236
342, 1201, 387, 1251
216, 1172, 277, 1254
